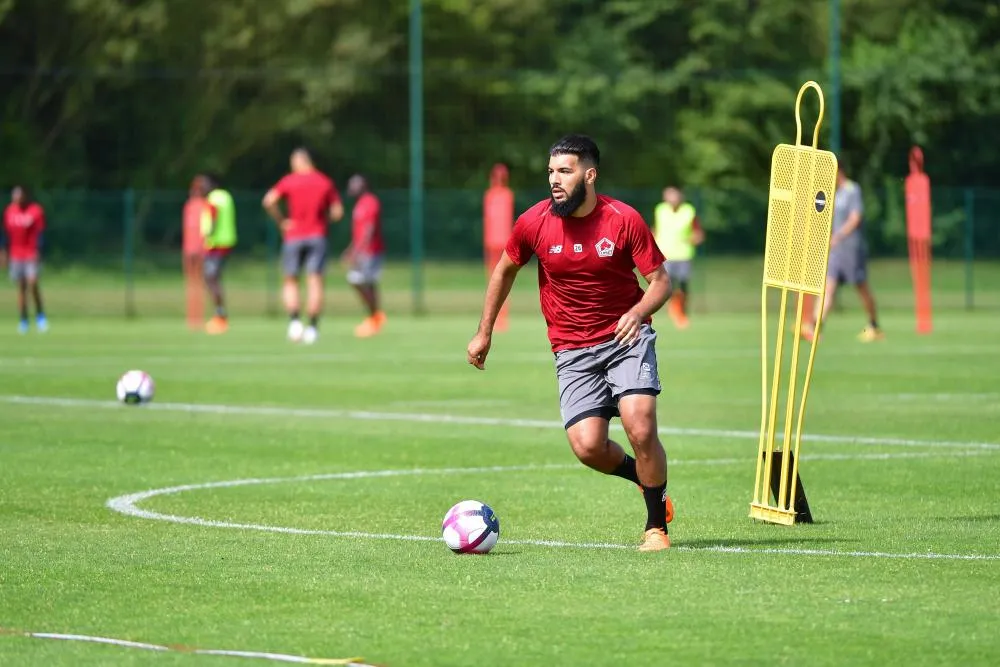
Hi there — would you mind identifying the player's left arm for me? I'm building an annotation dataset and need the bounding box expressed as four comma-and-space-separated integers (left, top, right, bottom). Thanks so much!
615, 213, 673, 345
692, 217, 705, 246
831, 211, 861, 247
615, 265, 672, 345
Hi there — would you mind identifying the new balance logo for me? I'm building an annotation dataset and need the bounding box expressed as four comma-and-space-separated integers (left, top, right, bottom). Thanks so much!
549, 245, 563, 254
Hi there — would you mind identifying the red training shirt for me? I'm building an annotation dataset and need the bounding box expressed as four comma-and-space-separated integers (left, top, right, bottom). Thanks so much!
271, 171, 341, 241
506, 195, 666, 352
3, 202, 46, 261
351, 192, 384, 255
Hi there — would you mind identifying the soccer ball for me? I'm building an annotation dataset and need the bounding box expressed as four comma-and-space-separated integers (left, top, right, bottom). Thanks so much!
441, 500, 500, 554
116, 370, 155, 405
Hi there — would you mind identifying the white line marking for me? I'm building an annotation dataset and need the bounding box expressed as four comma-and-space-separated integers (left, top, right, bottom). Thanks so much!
106, 464, 1000, 562
389, 399, 513, 408
889, 393, 1000, 402
31, 633, 168, 651
5, 395, 999, 450
1, 628, 372, 665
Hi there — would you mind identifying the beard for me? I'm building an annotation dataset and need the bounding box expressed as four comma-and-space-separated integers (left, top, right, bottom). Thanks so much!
550, 180, 587, 217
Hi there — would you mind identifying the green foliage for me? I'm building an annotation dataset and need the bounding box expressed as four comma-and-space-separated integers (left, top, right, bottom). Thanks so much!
0, 0, 998, 200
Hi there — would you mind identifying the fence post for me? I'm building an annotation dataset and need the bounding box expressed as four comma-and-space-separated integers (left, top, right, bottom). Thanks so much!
964, 187, 974, 311
409, 0, 426, 315
265, 216, 278, 317
123, 188, 136, 318
692, 188, 707, 314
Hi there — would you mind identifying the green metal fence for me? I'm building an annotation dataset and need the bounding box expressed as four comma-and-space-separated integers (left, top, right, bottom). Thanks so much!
17, 185, 999, 317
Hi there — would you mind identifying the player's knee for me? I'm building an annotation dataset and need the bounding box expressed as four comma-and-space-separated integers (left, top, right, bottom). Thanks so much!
570, 439, 606, 467
566, 427, 608, 467
625, 420, 659, 452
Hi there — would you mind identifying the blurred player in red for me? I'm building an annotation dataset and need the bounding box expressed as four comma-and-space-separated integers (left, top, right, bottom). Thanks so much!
263, 148, 344, 345
182, 176, 207, 330
466, 135, 675, 552
2, 186, 48, 334
343, 174, 386, 338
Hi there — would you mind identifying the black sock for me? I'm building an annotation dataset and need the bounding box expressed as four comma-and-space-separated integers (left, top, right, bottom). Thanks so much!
870, 319, 879, 329
642, 483, 668, 532
289, 311, 300, 321
216, 306, 227, 318
608, 454, 640, 485
309, 315, 319, 328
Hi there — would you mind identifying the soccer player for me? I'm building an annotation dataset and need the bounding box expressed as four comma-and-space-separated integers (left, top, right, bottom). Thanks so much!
2, 186, 48, 333
182, 176, 207, 330
200, 174, 237, 334
653, 186, 704, 329
466, 135, 675, 552
343, 174, 386, 338
263, 148, 343, 345
802, 164, 883, 342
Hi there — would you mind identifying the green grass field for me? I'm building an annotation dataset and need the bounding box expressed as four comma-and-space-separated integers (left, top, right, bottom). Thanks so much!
1, 260, 999, 666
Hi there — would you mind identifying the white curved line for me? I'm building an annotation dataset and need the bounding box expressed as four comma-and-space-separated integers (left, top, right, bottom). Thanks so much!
10, 629, 373, 664
30, 633, 168, 651
106, 463, 1000, 561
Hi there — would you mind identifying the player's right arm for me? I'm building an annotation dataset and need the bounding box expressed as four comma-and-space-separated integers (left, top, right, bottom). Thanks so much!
262, 179, 288, 229
467, 251, 521, 370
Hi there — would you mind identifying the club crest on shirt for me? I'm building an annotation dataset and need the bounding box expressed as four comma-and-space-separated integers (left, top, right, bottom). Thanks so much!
595, 237, 615, 257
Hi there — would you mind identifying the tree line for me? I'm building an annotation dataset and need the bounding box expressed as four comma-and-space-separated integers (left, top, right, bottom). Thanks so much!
1, 0, 997, 200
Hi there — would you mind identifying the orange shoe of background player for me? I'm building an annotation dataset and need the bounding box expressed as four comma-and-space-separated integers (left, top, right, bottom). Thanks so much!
205, 316, 229, 335
668, 298, 690, 330
354, 315, 383, 338
638, 528, 671, 552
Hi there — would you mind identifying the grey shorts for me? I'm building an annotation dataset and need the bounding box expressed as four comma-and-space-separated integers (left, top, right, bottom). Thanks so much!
663, 260, 692, 284
203, 250, 230, 280
9, 260, 39, 282
828, 245, 867, 285
347, 254, 384, 286
554, 324, 662, 428
282, 237, 327, 277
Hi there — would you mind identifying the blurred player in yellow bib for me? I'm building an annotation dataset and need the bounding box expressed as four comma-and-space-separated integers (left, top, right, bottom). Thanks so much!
654, 186, 704, 329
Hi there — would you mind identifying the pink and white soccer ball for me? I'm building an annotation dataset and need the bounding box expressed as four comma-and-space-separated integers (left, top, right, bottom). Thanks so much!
441, 500, 500, 554
116, 370, 155, 405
